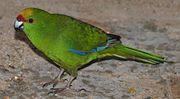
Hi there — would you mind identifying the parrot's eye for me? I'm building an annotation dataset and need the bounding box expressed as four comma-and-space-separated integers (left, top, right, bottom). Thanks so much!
28, 18, 34, 23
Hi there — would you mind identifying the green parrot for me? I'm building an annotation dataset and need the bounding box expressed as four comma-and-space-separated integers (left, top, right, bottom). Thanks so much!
14, 8, 169, 92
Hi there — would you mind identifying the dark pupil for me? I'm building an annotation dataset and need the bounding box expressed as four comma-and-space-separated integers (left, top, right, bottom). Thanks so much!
28, 18, 33, 23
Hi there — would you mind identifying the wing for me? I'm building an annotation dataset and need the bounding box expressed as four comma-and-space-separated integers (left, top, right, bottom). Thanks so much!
54, 14, 121, 55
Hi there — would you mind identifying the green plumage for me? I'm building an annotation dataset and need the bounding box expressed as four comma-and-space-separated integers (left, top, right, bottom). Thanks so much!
16, 8, 168, 78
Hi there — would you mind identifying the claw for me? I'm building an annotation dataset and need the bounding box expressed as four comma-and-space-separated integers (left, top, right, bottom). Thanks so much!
48, 87, 66, 95
48, 86, 89, 95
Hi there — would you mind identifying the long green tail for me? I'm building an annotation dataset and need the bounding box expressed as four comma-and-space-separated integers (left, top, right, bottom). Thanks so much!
99, 44, 168, 64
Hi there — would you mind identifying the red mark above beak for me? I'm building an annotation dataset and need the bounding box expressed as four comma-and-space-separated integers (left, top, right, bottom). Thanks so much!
17, 15, 26, 22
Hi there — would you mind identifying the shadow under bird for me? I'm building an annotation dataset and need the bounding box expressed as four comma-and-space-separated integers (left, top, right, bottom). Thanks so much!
14, 8, 170, 93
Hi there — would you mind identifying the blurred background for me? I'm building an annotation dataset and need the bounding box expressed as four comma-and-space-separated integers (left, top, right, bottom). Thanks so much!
0, 0, 179, 99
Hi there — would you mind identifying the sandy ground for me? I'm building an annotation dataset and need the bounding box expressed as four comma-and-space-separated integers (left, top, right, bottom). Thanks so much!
0, 0, 180, 99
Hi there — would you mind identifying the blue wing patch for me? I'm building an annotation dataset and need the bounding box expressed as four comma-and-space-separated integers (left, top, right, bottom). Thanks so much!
69, 49, 87, 55
69, 45, 108, 55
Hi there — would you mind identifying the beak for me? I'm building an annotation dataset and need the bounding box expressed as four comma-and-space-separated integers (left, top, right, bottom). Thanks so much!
14, 19, 24, 31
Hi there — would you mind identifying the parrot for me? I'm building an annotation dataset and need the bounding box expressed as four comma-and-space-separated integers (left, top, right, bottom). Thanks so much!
14, 8, 169, 92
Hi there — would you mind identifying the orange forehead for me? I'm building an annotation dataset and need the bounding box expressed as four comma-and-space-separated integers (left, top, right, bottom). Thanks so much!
19, 8, 33, 18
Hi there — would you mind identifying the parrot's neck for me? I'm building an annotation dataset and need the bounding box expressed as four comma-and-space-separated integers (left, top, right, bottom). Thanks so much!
25, 31, 50, 54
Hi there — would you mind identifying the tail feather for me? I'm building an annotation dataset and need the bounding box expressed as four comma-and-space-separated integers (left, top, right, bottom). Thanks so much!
99, 44, 168, 64
121, 45, 166, 63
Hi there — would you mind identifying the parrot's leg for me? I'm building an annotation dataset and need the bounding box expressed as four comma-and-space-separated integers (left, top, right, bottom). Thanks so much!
42, 69, 65, 88
66, 76, 75, 88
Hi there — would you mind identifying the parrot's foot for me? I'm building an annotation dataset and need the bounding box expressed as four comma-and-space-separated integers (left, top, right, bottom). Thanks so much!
49, 87, 88, 94
48, 76, 89, 94
42, 79, 66, 88
42, 70, 65, 88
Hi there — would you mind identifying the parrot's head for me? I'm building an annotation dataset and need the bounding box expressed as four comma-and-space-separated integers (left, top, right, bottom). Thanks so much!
14, 8, 34, 31
14, 8, 52, 50
14, 8, 49, 37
